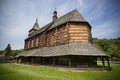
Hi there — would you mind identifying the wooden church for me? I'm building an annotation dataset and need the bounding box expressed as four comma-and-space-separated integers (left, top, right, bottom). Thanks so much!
16, 9, 110, 69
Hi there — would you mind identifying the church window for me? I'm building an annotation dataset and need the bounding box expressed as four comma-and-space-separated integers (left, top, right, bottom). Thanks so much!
51, 36, 54, 46
36, 38, 39, 47
60, 32, 64, 44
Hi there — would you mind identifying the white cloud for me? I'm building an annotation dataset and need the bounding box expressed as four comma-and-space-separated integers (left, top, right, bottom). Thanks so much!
92, 17, 120, 38
89, 3, 105, 21
77, 0, 84, 7
82, 0, 107, 22
0, 0, 55, 50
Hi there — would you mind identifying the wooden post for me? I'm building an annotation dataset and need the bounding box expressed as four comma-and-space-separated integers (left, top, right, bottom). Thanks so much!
53, 57, 55, 67
68, 56, 71, 71
19, 57, 22, 63
40, 57, 42, 65
102, 57, 105, 69
42, 58, 44, 65
31, 57, 34, 64
107, 57, 110, 70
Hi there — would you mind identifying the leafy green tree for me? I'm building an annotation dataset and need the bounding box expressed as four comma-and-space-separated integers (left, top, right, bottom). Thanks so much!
93, 38, 120, 61
11, 49, 23, 57
107, 44, 120, 61
5, 44, 12, 57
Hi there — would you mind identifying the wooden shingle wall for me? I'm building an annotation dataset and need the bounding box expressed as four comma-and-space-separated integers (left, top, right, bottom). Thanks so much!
24, 22, 92, 50
46, 23, 69, 47
68, 22, 92, 43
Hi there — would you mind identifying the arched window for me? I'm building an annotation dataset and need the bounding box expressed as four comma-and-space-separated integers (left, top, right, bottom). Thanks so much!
51, 36, 54, 46
60, 32, 64, 44
36, 38, 39, 47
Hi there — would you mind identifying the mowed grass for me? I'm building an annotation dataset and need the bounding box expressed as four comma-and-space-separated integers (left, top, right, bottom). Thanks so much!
0, 63, 120, 80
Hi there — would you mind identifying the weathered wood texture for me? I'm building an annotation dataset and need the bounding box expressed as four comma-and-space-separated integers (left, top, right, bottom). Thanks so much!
24, 34, 42, 50
24, 22, 92, 50
28, 29, 37, 36
46, 24, 69, 47
68, 22, 92, 43
24, 41, 27, 50
38, 34, 42, 48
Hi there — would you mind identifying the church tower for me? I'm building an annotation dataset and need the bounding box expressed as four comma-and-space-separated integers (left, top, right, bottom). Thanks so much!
28, 19, 39, 36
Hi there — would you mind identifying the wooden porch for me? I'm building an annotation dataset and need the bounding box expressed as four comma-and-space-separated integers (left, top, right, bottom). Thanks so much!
16, 55, 111, 70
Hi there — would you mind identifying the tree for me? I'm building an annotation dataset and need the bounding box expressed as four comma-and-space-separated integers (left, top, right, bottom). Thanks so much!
5, 44, 12, 57
107, 44, 120, 61
93, 38, 120, 61
11, 49, 23, 57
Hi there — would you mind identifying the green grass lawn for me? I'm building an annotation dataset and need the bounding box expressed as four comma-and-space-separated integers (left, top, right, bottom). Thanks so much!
0, 63, 120, 80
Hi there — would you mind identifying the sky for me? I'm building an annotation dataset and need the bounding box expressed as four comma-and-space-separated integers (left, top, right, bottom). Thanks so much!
0, 0, 120, 50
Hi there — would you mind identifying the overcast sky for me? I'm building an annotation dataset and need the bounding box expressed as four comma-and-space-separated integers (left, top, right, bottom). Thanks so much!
0, 0, 120, 50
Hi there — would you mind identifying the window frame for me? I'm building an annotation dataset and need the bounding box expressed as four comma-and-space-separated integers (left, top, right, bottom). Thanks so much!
60, 32, 64, 44
36, 38, 39, 47
51, 35, 54, 46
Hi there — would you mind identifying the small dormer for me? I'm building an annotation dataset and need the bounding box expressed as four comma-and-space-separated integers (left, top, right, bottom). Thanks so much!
28, 19, 39, 36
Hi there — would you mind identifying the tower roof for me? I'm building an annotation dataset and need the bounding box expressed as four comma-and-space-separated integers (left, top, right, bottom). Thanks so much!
29, 19, 39, 31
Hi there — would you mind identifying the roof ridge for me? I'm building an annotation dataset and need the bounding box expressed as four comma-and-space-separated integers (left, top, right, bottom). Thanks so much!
39, 22, 53, 30
36, 9, 77, 32
70, 9, 86, 21
56, 9, 77, 21
27, 9, 87, 39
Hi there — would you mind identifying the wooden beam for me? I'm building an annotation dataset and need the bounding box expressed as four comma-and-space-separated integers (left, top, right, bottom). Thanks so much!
68, 56, 72, 72
102, 57, 105, 69
42, 58, 44, 65
31, 57, 34, 64
53, 57, 55, 66
106, 57, 110, 70
68, 57, 71, 68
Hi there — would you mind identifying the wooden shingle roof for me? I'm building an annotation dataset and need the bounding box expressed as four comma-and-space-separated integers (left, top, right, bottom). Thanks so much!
27, 22, 53, 39
29, 19, 39, 32
16, 42, 107, 58
48, 9, 86, 30
26, 9, 87, 39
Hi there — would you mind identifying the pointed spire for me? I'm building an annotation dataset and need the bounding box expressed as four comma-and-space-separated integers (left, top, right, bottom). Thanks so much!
33, 18, 39, 30
28, 19, 40, 36
36, 18, 38, 23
